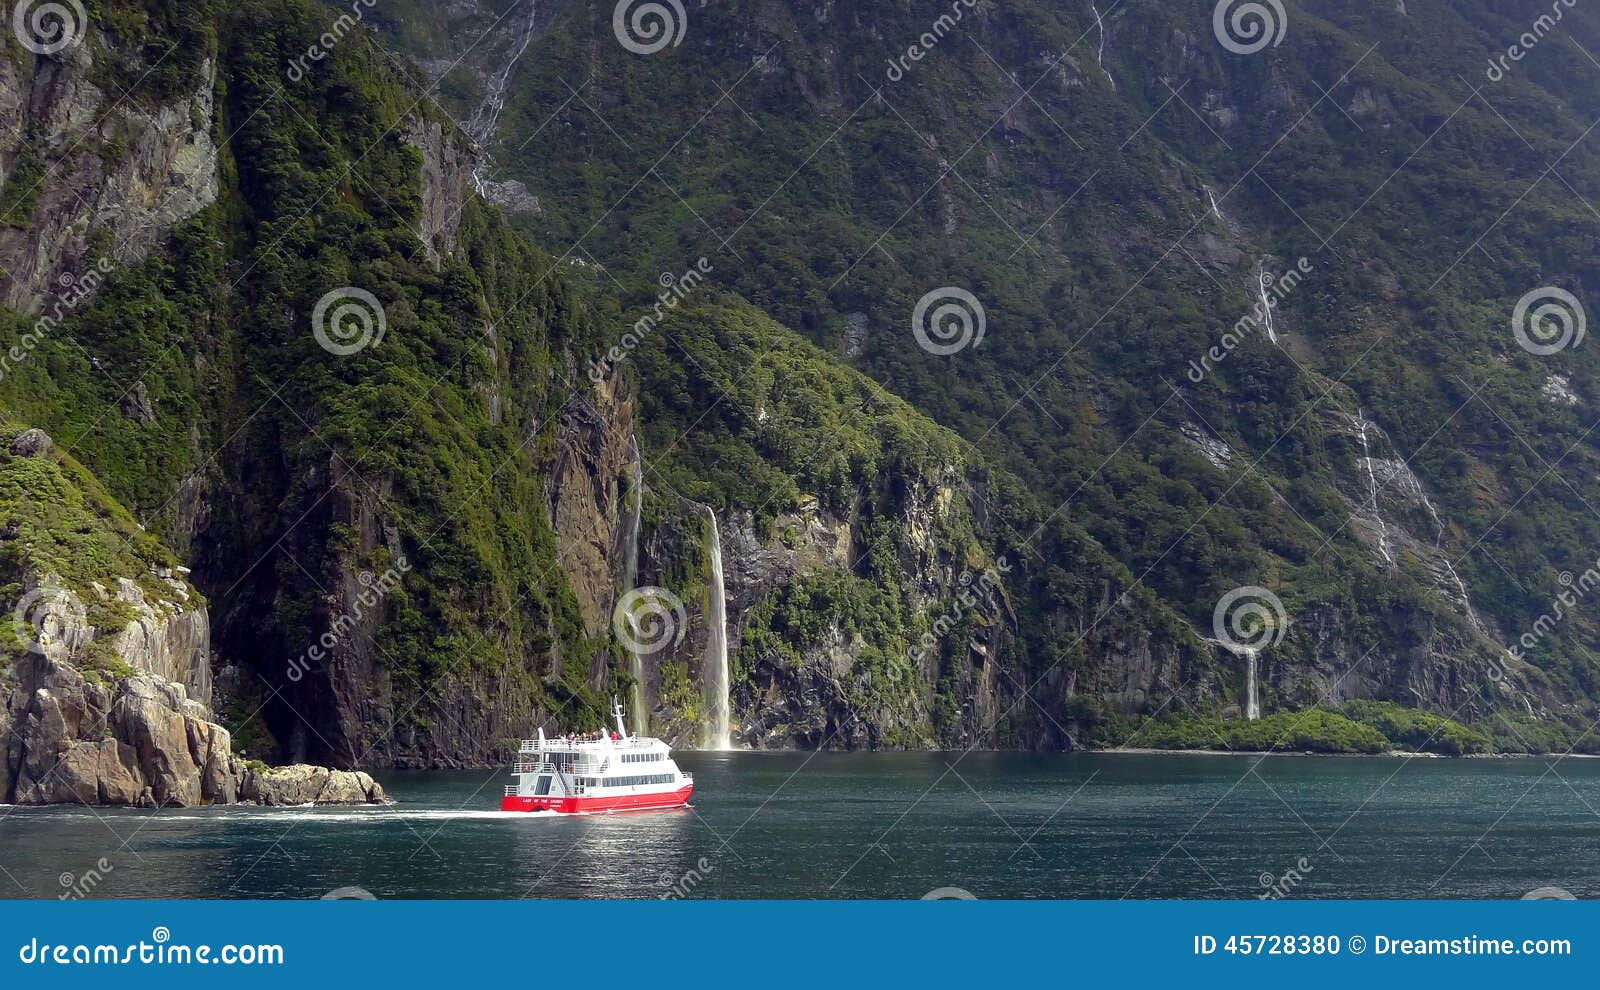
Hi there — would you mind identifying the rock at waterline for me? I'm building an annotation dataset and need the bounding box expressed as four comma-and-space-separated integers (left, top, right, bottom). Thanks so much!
2, 654, 385, 807
239, 765, 387, 806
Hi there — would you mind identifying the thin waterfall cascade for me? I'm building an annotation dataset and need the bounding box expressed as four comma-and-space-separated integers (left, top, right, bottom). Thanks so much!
464, 0, 540, 195
1244, 648, 1260, 721
1207, 186, 1224, 222
1348, 415, 1491, 638
1356, 414, 1394, 567
702, 508, 731, 750
1091, 3, 1116, 91
623, 438, 645, 736
1257, 263, 1279, 344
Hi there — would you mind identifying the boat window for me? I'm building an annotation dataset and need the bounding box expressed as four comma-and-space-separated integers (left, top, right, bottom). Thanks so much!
535, 775, 552, 795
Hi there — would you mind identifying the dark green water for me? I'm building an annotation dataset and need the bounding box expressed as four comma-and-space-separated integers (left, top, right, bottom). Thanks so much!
4, 752, 1599, 899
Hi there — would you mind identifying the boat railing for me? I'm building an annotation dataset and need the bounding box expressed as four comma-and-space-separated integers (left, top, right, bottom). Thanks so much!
518, 736, 660, 753
503, 785, 519, 796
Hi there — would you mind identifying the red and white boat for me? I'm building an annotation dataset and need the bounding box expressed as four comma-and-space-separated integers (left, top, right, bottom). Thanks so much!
500, 698, 694, 814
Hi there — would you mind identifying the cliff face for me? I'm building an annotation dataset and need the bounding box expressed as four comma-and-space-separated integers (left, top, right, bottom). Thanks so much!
0, 485, 381, 806
3, 650, 237, 806
0, 38, 217, 311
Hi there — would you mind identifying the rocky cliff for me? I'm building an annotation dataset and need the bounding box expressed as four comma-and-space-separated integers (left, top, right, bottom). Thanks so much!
0, 31, 217, 311
0, 422, 382, 805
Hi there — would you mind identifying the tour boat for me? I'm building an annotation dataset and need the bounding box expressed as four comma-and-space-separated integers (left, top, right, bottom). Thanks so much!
500, 698, 694, 814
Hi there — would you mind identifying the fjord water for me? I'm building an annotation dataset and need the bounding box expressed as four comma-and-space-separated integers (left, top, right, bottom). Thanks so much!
4, 752, 1599, 900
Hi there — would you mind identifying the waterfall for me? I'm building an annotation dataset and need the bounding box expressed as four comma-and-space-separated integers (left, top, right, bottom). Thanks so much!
623, 438, 646, 735
464, 0, 540, 195
1244, 649, 1260, 721
1091, 3, 1116, 91
1356, 413, 1394, 566
702, 508, 731, 750
1207, 186, 1223, 222
1256, 262, 1279, 344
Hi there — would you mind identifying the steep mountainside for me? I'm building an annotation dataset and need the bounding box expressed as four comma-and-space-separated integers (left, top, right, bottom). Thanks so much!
369, 0, 1600, 749
7, 0, 1600, 785
1, 0, 1057, 772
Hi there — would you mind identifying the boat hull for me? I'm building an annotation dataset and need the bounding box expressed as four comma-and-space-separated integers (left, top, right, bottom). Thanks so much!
500, 784, 693, 814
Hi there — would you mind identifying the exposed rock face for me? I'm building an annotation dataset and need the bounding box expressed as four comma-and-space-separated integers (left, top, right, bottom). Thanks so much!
3, 569, 383, 806
634, 463, 1018, 751
407, 116, 473, 266
478, 177, 542, 218
0, 652, 386, 806
0, 43, 218, 312
550, 375, 637, 637
105, 576, 213, 706
1327, 409, 1499, 643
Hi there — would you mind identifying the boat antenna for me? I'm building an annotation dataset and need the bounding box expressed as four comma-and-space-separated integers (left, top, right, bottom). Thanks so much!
612, 695, 629, 741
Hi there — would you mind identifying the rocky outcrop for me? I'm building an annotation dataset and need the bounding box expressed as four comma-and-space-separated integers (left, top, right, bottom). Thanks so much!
0, 41, 218, 312
23, 567, 213, 705
3, 569, 384, 806
407, 116, 473, 266
0, 651, 384, 806
9, 428, 51, 457
239, 764, 386, 805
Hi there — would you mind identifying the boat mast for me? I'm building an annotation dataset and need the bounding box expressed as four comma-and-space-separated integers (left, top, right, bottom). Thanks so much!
612, 695, 630, 741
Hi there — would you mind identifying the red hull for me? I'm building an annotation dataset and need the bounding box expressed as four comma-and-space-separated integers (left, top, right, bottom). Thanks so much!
500, 784, 693, 814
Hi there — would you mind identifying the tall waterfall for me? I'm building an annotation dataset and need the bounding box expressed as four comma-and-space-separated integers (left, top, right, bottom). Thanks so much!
1243, 649, 1260, 721
702, 508, 731, 750
623, 439, 645, 735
